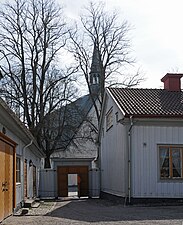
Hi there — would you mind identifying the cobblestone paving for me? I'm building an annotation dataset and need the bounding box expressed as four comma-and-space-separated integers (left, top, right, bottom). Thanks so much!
2, 198, 183, 225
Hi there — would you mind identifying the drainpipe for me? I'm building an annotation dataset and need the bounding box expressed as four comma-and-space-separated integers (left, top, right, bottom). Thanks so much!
128, 116, 133, 204
93, 140, 101, 198
22, 140, 33, 205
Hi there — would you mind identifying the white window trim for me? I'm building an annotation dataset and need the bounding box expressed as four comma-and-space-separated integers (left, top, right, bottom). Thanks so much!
16, 156, 21, 184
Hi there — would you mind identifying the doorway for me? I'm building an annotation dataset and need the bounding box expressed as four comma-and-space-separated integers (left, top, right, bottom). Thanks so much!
57, 166, 89, 197
68, 174, 78, 197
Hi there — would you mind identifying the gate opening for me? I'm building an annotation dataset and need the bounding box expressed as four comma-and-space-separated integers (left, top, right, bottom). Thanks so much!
57, 166, 89, 198
68, 174, 78, 197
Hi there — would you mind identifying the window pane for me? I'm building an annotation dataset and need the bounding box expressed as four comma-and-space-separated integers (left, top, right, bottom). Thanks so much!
159, 148, 170, 178
16, 157, 20, 170
160, 157, 169, 167
159, 148, 169, 158
172, 148, 181, 178
172, 148, 181, 158
16, 157, 21, 183
173, 168, 181, 177
160, 167, 169, 178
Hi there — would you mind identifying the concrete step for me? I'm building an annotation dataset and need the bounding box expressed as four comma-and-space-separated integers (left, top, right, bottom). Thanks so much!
24, 199, 35, 208
31, 202, 40, 208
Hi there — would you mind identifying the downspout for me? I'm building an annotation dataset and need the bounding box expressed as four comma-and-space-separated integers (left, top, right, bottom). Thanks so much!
94, 139, 101, 198
22, 140, 33, 205
128, 116, 133, 204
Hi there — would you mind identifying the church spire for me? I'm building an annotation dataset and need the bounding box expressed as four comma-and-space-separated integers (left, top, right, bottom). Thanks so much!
89, 42, 100, 95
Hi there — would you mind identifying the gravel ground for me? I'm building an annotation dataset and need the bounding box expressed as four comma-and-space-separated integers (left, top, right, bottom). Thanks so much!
2, 198, 183, 225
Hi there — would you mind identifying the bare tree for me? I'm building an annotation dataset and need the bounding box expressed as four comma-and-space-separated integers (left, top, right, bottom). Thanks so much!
0, 0, 78, 167
69, 2, 143, 122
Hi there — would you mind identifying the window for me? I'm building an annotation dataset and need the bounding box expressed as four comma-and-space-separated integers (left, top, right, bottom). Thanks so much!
106, 108, 113, 130
159, 146, 183, 179
16, 156, 21, 183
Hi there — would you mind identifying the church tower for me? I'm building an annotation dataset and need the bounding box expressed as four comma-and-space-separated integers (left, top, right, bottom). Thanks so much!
89, 42, 100, 96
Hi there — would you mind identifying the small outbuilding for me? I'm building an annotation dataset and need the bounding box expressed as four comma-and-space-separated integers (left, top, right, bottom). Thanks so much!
0, 98, 44, 222
99, 73, 183, 204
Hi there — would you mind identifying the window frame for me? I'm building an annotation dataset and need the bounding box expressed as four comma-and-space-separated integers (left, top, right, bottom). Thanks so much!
16, 156, 21, 184
106, 107, 113, 131
159, 145, 183, 180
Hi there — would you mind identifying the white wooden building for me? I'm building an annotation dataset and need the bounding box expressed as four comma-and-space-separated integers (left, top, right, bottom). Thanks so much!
99, 73, 183, 203
0, 98, 44, 222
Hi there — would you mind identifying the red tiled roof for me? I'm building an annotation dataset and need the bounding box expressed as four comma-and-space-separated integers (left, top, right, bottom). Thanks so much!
108, 88, 183, 118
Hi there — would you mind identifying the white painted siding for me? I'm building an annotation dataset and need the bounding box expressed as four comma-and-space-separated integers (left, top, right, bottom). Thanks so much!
16, 184, 22, 208
39, 169, 56, 198
0, 116, 42, 209
7, 131, 41, 202
89, 168, 100, 197
132, 125, 183, 198
100, 96, 127, 197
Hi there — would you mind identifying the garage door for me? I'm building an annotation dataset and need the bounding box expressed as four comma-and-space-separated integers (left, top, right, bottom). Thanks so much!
0, 134, 16, 222
57, 166, 89, 197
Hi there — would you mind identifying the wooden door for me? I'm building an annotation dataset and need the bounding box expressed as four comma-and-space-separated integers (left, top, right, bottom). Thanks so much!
57, 167, 68, 197
0, 139, 14, 222
78, 166, 88, 197
0, 139, 5, 222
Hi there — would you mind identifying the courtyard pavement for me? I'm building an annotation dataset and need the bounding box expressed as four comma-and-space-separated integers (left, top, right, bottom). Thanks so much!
2, 198, 183, 225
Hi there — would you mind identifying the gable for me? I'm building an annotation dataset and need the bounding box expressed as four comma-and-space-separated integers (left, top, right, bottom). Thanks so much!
48, 94, 96, 151
99, 90, 125, 139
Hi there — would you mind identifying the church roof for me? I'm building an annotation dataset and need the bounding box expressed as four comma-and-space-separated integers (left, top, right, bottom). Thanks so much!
51, 94, 94, 151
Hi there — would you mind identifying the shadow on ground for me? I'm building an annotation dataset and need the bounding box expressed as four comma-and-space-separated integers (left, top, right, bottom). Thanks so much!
46, 198, 183, 223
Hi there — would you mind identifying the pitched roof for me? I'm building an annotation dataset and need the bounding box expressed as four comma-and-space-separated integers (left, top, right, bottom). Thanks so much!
0, 97, 44, 157
108, 88, 183, 118
51, 94, 94, 151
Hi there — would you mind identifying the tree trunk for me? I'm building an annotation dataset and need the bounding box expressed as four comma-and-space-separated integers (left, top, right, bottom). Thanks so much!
44, 155, 51, 168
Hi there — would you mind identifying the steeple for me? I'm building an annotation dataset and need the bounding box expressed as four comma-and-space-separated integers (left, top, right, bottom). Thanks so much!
89, 42, 100, 95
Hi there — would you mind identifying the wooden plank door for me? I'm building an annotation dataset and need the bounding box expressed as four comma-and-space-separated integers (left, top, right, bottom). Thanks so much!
0, 140, 13, 222
78, 166, 88, 197
57, 167, 68, 197
0, 140, 5, 222
4, 144, 13, 219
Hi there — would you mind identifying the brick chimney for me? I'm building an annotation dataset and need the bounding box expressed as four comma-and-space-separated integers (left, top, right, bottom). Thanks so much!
161, 73, 183, 91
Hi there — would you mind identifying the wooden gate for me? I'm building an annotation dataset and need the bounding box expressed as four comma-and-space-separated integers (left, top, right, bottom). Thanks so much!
0, 133, 16, 222
57, 166, 89, 197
